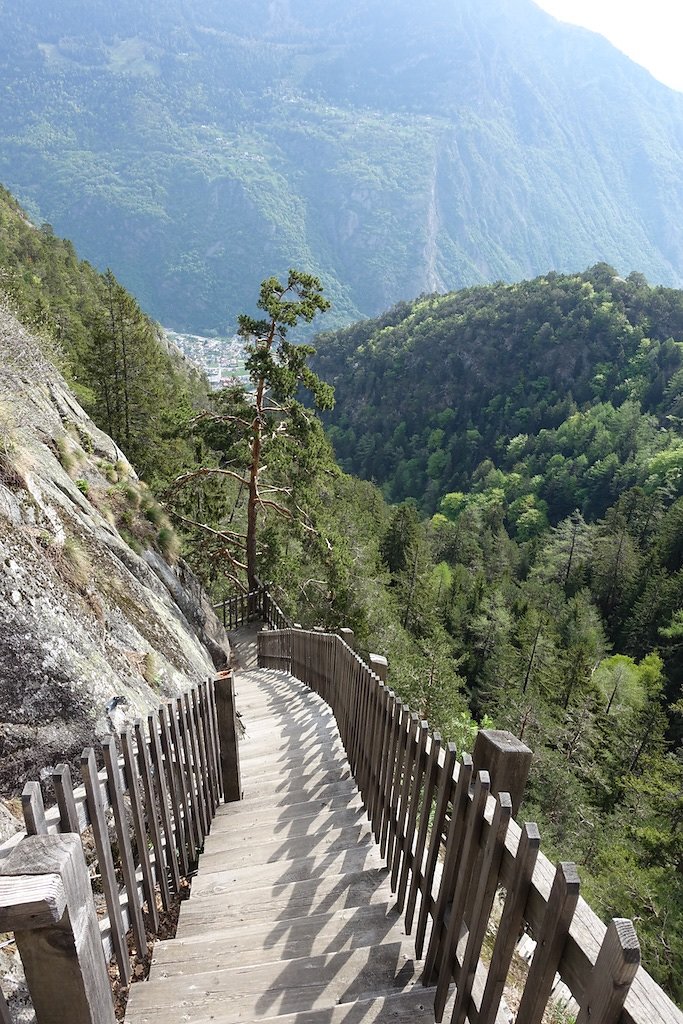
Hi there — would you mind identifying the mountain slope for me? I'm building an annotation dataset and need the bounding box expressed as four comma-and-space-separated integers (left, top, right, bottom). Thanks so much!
2, 0, 683, 330
312, 265, 683, 516
0, 303, 227, 794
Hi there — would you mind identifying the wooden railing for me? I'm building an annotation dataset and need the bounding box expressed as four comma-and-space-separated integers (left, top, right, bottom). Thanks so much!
0, 674, 241, 1024
213, 582, 292, 631
258, 627, 683, 1024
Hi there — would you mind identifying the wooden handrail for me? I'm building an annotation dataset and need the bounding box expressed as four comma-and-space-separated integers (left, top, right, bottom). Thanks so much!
0, 675, 234, 1022
257, 626, 683, 1024
212, 582, 292, 631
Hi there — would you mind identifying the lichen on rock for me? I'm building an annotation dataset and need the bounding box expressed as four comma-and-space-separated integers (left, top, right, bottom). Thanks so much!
0, 303, 229, 795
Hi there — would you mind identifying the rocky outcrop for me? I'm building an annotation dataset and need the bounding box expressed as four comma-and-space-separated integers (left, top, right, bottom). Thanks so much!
0, 304, 229, 794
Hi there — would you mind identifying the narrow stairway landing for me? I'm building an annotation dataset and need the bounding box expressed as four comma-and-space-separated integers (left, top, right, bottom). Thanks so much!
125, 662, 455, 1024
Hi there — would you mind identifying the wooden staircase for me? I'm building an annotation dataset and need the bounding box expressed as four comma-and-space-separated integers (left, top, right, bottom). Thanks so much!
125, 665, 451, 1024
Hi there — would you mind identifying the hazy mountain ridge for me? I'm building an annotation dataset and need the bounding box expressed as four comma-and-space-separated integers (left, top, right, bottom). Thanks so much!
2, 0, 683, 331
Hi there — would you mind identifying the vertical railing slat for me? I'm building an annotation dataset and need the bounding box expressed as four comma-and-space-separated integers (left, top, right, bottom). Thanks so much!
396, 719, 429, 909
134, 719, 172, 912
575, 919, 640, 1024
81, 747, 131, 984
424, 755, 476, 991
478, 822, 540, 1024
166, 700, 197, 861
147, 711, 181, 894
121, 726, 160, 934
192, 687, 215, 820
158, 705, 190, 876
201, 680, 221, 810
390, 712, 421, 891
404, 730, 441, 928
102, 736, 147, 958
22, 781, 47, 835
514, 862, 581, 1024
448, 792, 512, 1024
52, 764, 80, 834
184, 691, 210, 838
385, 705, 412, 867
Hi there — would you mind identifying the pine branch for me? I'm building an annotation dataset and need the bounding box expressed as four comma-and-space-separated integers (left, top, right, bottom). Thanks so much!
257, 497, 293, 519
168, 509, 248, 557
171, 466, 251, 490
190, 410, 253, 430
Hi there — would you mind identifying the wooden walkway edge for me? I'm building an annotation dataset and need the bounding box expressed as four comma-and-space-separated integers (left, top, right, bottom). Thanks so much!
125, 666, 453, 1024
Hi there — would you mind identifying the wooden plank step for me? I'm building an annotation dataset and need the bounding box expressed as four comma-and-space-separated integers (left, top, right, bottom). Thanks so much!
209, 803, 368, 839
238, 748, 346, 772
239, 750, 349, 775
177, 867, 394, 935
125, 941, 423, 1022
229, 779, 360, 812
227, 765, 353, 794
189, 841, 386, 889
152, 902, 407, 973
240, 729, 340, 747
200, 823, 373, 867
222, 990, 448, 1024
238, 700, 335, 720
128, 990, 447, 1024
209, 796, 364, 840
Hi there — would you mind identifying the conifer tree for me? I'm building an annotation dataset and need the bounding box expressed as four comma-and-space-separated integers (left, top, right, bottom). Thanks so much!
170, 270, 334, 592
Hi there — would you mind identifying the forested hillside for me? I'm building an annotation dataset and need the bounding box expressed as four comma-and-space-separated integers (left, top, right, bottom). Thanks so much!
2, 0, 683, 331
315, 265, 683, 517
0, 184, 204, 483
312, 266, 683, 1000
1, 197, 682, 1003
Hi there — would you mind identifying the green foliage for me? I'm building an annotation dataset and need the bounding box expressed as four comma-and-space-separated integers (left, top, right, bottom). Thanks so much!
169, 270, 334, 591
315, 268, 683, 521
306, 270, 683, 1000
0, 187, 207, 488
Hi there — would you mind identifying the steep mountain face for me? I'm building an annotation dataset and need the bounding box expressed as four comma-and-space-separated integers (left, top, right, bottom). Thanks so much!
0, 303, 228, 795
1, 0, 683, 331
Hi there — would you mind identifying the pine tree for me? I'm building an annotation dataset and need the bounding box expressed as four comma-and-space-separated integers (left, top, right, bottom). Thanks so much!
169, 270, 334, 591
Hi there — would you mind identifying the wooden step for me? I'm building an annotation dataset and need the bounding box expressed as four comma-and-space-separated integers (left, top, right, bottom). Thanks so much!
177, 867, 394, 935
209, 802, 368, 839
228, 778, 360, 813
200, 822, 373, 867
125, 941, 424, 1023
213, 990, 456, 1024
189, 841, 386, 890
153, 902, 408, 973
208, 793, 365, 840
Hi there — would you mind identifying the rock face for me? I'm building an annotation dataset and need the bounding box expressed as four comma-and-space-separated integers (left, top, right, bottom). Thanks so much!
0, 303, 229, 794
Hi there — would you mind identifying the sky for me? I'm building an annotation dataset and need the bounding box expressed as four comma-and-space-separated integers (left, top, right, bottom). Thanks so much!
533, 0, 683, 92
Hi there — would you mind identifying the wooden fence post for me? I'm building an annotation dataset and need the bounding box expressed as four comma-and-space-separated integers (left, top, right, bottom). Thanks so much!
0, 834, 115, 1024
369, 653, 389, 682
214, 670, 242, 802
575, 919, 640, 1024
472, 728, 533, 816
339, 628, 355, 650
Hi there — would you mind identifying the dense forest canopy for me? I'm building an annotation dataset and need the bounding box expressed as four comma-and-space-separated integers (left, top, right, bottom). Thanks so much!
314, 265, 683, 518
2, 0, 683, 330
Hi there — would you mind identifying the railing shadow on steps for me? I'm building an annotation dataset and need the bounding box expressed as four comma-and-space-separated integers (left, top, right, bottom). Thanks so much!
0, 672, 242, 1024
256, 625, 683, 1024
